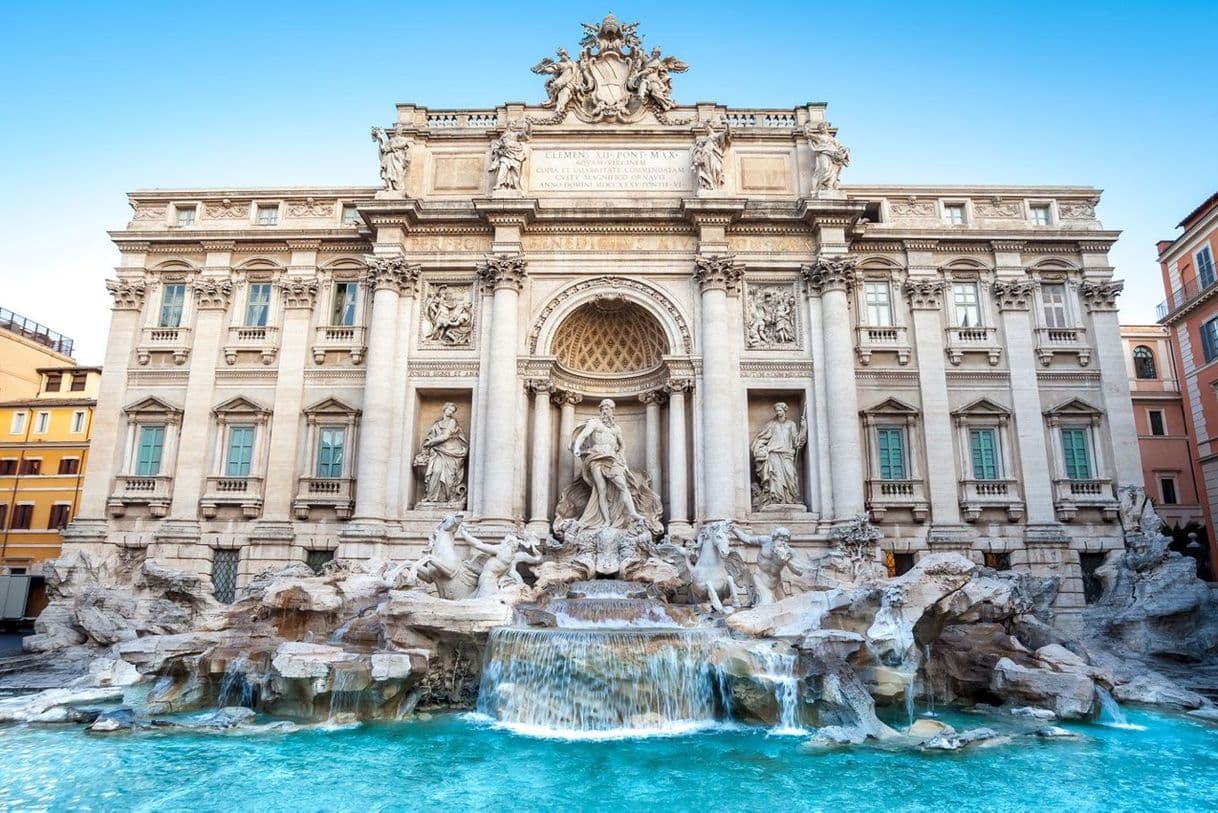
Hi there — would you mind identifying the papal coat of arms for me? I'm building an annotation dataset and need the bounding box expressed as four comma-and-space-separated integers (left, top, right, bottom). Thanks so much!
531, 13, 688, 123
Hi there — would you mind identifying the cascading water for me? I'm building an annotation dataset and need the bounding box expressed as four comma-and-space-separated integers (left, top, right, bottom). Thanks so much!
1096, 686, 1144, 730
746, 646, 803, 734
476, 627, 724, 737
328, 667, 364, 721
217, 653, 261, 708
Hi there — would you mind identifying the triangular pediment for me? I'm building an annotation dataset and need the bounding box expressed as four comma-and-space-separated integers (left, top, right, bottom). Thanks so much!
123, 395, 182, 416
303, 397, 360, 416
952, 397, 1011, 417
861, 397, 919, 416
213, 395, 270, 416
1044, 397, 1102, 417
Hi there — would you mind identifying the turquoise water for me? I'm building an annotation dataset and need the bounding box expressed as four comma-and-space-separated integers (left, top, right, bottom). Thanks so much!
2, 709, 1217, 812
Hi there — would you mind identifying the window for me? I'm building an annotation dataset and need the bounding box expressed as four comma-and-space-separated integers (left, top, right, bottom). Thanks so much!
1148, 410, 1166, 437
984, 552, 1011, 571
316, 427, 346, 478
1041, 283, 1068, 328
48, 504, 70, 530
224, 426, 256, 477
876, 427, 907, 480
212, 549, 239, 603
1080, 552, 1106, 604
864, 282, 893, 327
69, 372, 87, 392
306, 549, 335, 574
245, 282, 272, 327
159, 283, 186, 327
1159, 476, 1178, 506
44, 372, 62, 392
10, 412, 26, 435
952, 282, 982, 327
135, 425, 165, 476
969, 428, 1000, 479
944, 203, 966, 225
20, 459, 41, 476
58, 458, 80, 475
1132, 346, 1157, 379
341, 205, 360, 225
1061, 427, 1092, 480
0, 459, 15, 475
1203, 317, 1218, 364
331, 282, 358, 326
33, 412, 49, 434
1198, 247, 1216, 288
256, 204, 279, 226
11, 504, 33, 530
70, 411, 86, 434
885, 552, 916, 577
175, 205, 196, 227
1030, 204, 1052, 226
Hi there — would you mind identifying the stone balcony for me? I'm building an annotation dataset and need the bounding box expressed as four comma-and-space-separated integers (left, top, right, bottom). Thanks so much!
959, 478, 1024, 522
224, 325, 280, 365
854, 325, 911, 365
312, 325, 366, 365
865, 479, 929, 522
107, 475, 173, 518
1053, 478, 1118, 522
1034, 327, 1091, 366
944, 326, 1002, 366
294, 477, 355, 520
201, 476, 265, 519
136, 326, 193, 366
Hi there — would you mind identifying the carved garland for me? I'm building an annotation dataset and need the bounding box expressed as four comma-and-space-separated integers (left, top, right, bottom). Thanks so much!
527, 275, 693, 355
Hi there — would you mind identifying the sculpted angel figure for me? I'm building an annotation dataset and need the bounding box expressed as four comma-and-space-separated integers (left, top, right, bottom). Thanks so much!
808, 122, 850, 193
692, 120, 730, 190
751, 402, 807, 507
489, 122, 530, 191
371, 127, 410, 192
532, 48, 582, 111
730, 525, 805, 605
630, 47, 686, 111
414, 403, 468, 504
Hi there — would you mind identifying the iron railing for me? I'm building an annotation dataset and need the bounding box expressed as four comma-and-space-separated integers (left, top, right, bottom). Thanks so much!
1158, 273, 1217, 321
0, 307, 74, 356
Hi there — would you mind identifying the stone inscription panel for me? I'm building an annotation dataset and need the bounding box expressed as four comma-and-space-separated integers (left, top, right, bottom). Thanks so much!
531, 149, 690, 192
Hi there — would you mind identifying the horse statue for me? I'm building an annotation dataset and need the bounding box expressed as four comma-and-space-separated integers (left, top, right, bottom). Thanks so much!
657, 520, 752, 613
386, 513, 479, 599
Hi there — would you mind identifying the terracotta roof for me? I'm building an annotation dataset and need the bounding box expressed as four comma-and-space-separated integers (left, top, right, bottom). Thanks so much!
1177, 191, 1218, 230
0, 398, 96, 408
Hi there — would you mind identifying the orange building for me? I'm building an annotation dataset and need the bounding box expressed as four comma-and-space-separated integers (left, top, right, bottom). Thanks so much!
1157, 191, 1218, 571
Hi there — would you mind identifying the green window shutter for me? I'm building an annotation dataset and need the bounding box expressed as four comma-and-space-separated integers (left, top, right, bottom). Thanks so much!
970, 429, 998, 479
136, 425, 165, 476
225, 426, 255, 477
317, 428, 345, 478
1061, 428, 1091, 480
877, 427, 905, 480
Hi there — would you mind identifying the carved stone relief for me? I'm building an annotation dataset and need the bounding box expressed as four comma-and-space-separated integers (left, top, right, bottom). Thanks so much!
421, 283, 475, 347
744, 283, 799, 349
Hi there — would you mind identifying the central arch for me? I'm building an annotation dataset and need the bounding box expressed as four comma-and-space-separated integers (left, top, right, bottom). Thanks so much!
551, 299, 668, 376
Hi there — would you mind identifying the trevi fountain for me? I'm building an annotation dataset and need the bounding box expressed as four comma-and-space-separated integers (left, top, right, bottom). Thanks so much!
4, 14, 1218, 812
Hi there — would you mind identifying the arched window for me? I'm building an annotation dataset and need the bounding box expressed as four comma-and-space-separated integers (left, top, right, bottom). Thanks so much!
1133, 346, 1157, 379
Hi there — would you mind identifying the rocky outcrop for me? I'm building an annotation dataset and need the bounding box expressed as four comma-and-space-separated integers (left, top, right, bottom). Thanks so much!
990, 657, 1096, 720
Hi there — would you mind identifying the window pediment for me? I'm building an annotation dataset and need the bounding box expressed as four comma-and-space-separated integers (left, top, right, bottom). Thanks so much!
1044, 397, 1103, 419
861, 397, 919, 417
123, 396, 183, 418
303, 397, 361, 418
953, 397, 1011, 418
213, 395, 270, 418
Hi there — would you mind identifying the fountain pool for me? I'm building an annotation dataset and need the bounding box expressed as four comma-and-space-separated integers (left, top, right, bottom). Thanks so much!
1, 709, 1215, 811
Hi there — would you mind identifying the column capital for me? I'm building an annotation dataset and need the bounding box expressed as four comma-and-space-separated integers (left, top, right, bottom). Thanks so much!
902, 278, 946, 310
1079, 279, 1123, 312
193, 278, 233, 310
801, 256, 857, 296
105, 278, 146, 310
663, 377, 694, 394
551, 389, 582, 407
639, 389, 668, 406
693, 253, 743, 294
525, 377, 555, 395
479, 253, 528, 292
364, 254, 422, 296
279, 276, 320, 309
992, 278, 1039, 312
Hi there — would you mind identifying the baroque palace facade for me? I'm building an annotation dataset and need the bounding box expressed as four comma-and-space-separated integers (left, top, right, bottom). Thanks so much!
68, 16, 1139, 616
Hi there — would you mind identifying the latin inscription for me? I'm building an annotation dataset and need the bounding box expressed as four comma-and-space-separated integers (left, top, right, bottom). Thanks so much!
531, 149, 690, 192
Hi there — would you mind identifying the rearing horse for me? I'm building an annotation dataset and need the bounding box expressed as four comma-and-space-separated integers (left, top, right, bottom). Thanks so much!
687, 521, 747, 613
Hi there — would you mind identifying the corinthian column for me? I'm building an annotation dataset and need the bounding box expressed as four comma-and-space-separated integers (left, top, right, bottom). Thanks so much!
1081, 279, 1143, 488
478, 253, 527, 522
527, 378, 554, 532
803, 257, 865, 520
640, 389, 665, 498
353, 255, 411, 521
554, 390, 581, 494
664, 378, 692, 536
695, 254, 743, 521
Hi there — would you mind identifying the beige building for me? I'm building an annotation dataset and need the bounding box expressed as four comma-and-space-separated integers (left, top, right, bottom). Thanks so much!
0, 307, 76, 401
66, 15, 1140, 619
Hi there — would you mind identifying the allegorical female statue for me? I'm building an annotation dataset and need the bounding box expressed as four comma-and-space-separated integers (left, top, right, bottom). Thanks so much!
692, 120, 729, 190
489, 122, 529, 191
750, 402, 807, 508
414, 403, 469, 505
371, 126, 410, 192
554, 399, 662, 534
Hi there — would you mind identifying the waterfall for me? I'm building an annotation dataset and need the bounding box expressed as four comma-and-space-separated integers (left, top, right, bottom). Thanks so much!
547, 598, 684, 629
747, 646, 803, 734
904, 673, 916, 729
328, 667, 364, 721
217, 653, 260, 709
922, 644, 936, 717
476, 628, 725, 737
1096, 686, 1144, 730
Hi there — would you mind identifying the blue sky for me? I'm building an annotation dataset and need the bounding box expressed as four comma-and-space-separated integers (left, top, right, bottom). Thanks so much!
2, 1, 1215, 364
